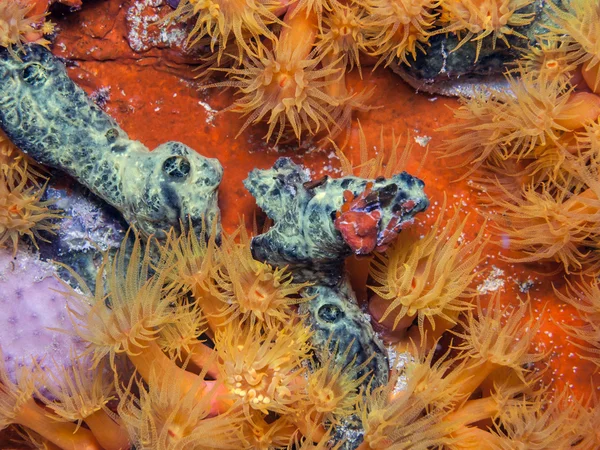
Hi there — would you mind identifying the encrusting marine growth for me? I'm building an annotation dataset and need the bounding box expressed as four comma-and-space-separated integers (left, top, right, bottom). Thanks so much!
244, 156, 429, 285
1, 0, 600, 449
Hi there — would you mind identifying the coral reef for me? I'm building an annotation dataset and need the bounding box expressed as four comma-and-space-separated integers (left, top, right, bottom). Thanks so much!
0, 0, 599, 448
0, 45, 223, 238
162, 0, 554, 141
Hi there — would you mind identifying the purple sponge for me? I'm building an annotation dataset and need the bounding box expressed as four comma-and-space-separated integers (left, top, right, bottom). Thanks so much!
0, 248, 88, 394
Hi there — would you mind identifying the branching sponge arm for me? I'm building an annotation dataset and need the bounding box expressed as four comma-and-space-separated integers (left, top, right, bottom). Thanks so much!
0, 45, 223, 238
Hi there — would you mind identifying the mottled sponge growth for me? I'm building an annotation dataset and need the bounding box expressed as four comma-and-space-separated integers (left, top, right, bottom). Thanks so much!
245, 157, 429, 285
0, 45, 223, 238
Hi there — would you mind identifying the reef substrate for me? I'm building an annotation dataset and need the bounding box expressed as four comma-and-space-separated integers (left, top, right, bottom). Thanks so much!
0, 0, 598, 448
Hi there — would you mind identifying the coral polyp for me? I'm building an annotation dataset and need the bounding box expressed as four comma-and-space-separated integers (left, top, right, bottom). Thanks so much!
34, 358, 130, 450
0, 1, 50, 59
0, 169, 62, 254
454, 295, 545, 378
364, 0, 439, 67
359, 388, 452, 450
0, 132, 44, 185
369, 203, 486, 343
215, 322, 311, 417
156, 302, 208, 361
488, 169, 600, 274
545, 0, 600, 93
0, 357, 100, 449
439, 0, 535, 61
214, 43, 341, 143
119, 365, 242, 449
161, 221, 218, 298
303, 341, 371, 424
165, 0, 282, 61
64, 233, 179, 369
316, 1, 368, 75
515, 39, 578, 83
441, 70, 600, 177
34, 358, 115, 428
210, 226, 311, 328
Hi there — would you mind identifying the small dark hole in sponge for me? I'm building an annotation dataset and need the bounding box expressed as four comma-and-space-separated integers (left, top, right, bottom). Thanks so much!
105, 128, 119, 143
22, 63, 47, 86
318, 303, 344, 323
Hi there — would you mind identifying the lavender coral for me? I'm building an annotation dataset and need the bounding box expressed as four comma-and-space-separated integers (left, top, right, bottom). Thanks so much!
0, 248, 87, 393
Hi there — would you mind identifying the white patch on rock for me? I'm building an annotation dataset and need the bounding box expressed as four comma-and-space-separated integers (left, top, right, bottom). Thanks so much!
477, 265, 505, 294
413, 135, 431, 147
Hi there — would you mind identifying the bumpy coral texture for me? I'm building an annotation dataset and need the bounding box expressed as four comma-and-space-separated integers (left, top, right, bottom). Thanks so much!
0, 249, 87, 395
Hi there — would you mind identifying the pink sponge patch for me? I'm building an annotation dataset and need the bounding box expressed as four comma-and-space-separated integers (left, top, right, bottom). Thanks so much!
0, 248, 88, 395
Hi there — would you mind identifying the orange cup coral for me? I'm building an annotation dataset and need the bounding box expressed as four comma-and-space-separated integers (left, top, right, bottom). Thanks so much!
438, 0, 535, 61
0, 168, 62, 255
0, 0, 51, 59
545, 0, 600, 93
368, 200, 487, 345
